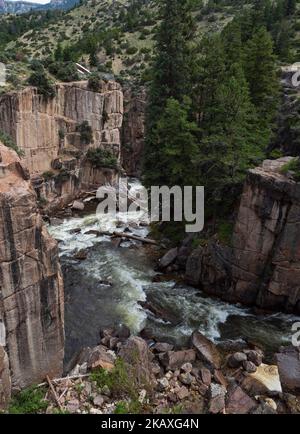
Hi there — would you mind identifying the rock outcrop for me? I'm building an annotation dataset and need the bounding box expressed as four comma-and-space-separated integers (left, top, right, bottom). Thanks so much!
186, 158, 300, 313
0, 80, 123, 211
121, 87, 146, 177
0, 143, 64, 408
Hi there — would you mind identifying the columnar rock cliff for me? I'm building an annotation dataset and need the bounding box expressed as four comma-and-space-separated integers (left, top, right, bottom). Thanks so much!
0, 80, 123, 211
0, 143, 64, 408
186, 158, 300, 314
121, 87, 146, 177
0, 80, 123, 173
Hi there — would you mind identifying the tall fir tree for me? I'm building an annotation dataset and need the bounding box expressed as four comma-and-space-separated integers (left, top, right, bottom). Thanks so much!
143, 0, 196, 187
244, 26, 279, 144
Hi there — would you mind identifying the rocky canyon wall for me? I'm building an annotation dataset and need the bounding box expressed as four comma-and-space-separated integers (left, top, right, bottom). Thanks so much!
0, 80, 123, 211
0, 80, 123, 173
121, 87, 146, 177
186, 158, 300, 314
0, 143, 64, 408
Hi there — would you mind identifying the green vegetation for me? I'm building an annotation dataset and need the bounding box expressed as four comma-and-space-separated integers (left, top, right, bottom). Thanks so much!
144, 0, 280, 224
90, 358, 138, 400
88, 73, 101, 91
42, 170, 55, 180
28, 69, 56, 99
9, 386, 48, 414
280, 157, 300, 181
86, 148, 118, 169
76, 121, 93, 145
0, 130, 24, 157
114, 399, 142, 414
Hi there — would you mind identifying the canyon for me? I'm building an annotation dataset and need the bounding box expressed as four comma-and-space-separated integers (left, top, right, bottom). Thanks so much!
0, 79, 299, 411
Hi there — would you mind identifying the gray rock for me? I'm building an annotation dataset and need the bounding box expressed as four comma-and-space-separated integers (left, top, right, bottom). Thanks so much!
228, 352, 247, 368
276, 346, 300, 394
157, 377, 169, 391
247, 350, 263, 366
243, 360, 257, 373
93, 395, 104, 407
226, 384, 256, 414
200, 367, 212, 386
191, 331, 222, 369
179, 372, 194, 386
159, 248, 178, 269
181, 362, 193, 373
72, 200, 85, 211
153, 342, 174, 353
160, 349, 196, 371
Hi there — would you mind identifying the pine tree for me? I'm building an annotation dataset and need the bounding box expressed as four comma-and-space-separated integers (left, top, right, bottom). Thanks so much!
197, 62, 262, 217
153, 97, 199, 187
143, 0, 196, 187
244, 26, 279, 143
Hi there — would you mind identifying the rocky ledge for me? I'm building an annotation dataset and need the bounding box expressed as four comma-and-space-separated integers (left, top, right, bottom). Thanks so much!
180, 157, 300, 314
7, 325, 300, 414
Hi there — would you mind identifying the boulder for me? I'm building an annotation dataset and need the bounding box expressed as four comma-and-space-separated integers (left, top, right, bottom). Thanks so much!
72, 200, 85, 211
242, 364, 282, 395
209, 383, 226, 414
73, 249, 88, 260
243, 360, 257, 373
200, 367, 212, 386
226, 384, 256, 414
119, 337, 155, 386
87, 345, 115, 371
113, 324, 131, 339
191, 331, 222, 369
153, 342, 174, 353
176, 386, 189, 400
276, 346, 300, 394
179, 372, 194, 386
227, 352, 247, 368
158, 248, 178, 269
246, 350, 263, 367
160, 350, 196, 371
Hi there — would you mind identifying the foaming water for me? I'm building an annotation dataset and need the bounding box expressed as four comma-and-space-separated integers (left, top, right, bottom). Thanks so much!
49, 180, 299, 362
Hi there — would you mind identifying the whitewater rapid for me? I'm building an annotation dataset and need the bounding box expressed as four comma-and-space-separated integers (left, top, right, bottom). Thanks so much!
48, 180, 299, 362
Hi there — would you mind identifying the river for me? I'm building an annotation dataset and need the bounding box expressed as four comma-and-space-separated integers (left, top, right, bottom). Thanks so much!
48, 180, 299, 364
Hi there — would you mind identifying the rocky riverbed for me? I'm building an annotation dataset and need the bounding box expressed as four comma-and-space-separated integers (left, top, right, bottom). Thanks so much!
16, 326, 300, 414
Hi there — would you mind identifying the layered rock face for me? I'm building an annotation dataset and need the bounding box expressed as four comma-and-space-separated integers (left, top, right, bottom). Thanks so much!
186, 158, 300, 313
0, 143, 64, 408
0, 80, 123, 173
121, 87, 146, 177
0, 80, 123, 211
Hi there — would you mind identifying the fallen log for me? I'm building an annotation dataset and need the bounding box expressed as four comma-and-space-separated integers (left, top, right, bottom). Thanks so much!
112, 231, 159, 245
46, 375, 63, 411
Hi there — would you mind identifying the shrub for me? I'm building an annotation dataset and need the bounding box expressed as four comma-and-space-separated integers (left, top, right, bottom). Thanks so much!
42, 171, 55, 180
280, 157, 300, 181
0, 130, 24, 156
88, 74, 101, 92
9, 386, 48, 414
28, 70, 56, 99
126, 46, 138, 55
76, 121, 93, 145
86, 147, 118, 169
90, 358, 137, 399
48, 61, 79, 82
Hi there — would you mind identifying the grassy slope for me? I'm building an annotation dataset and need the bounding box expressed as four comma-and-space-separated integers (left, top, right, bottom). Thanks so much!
3, 0, 243, 81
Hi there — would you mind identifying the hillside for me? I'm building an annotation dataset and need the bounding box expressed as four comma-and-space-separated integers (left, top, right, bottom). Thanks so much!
1, 0, 251, 85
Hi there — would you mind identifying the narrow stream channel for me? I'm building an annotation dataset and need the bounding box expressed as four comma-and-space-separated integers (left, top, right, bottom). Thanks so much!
48, 180, 300, 364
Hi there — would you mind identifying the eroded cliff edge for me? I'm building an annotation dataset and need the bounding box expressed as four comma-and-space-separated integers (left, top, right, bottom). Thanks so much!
0, 80, 124, 213
186, 158, 300, 314
0, 143, 64, 408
